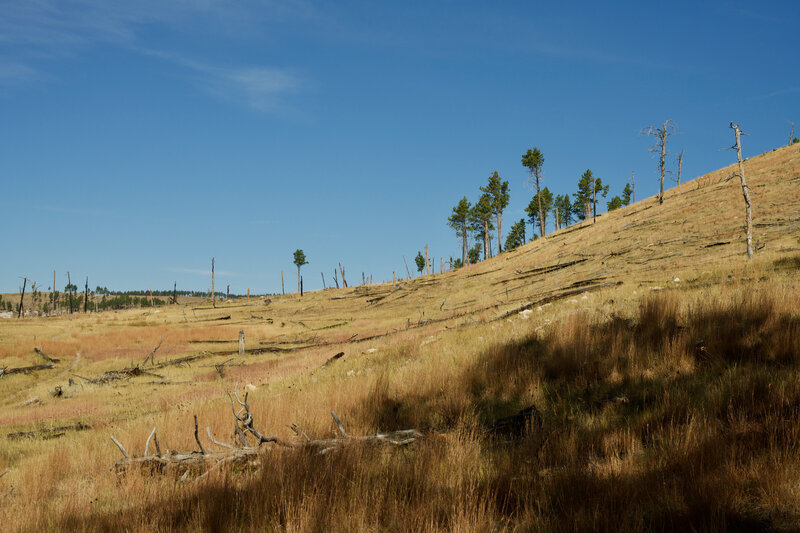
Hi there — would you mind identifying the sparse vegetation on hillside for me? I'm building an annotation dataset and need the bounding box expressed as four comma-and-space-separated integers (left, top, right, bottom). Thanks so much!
0, 143, 799, 531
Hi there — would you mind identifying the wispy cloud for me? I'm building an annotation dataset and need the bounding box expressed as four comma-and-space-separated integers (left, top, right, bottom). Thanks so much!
0, 0, 308, 105
757, 87, 800, 100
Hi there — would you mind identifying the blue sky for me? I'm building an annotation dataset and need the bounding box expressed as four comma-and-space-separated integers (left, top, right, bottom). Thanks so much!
1, 1, 798, 294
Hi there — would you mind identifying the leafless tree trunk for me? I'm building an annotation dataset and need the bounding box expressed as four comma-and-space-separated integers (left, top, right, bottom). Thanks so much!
53, 270, 56, 312
239, 331, 245, 355
643, 120, 676, 205
496, 211, 503, 254
333, 270, 339, 289
339, 263, 348, 287
482, 224, 488, 260
555, 206, 559, 230
632, 171, 636, 204
67, 272, 73, 314
211, 257, 215, 308
18, 277, 27, 318
321, 272, 326, 289
226, 285, 230, 300
535, 171, 545, 238
281, 271, 285, 295
730, 123, 754, 259
424, 245, 429, 276
84, 277, 89, 313
677, 150, 684, 184
790, 123, 795, 146
592, 178, 597, 223
403, 256, 411, 278
173, 282, 177, 304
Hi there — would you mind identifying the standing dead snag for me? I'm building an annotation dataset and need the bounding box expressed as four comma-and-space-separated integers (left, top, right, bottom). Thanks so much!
211, 257, 215, 308
730, 122, 754, 259
17, 277, 27, 318
642, 120, 677, 204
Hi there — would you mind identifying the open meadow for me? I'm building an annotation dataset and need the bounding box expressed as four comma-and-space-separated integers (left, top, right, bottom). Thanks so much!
1, 144, 800, 531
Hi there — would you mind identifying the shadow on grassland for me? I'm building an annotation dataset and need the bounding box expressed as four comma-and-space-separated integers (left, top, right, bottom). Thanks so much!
50, 289, 800, 532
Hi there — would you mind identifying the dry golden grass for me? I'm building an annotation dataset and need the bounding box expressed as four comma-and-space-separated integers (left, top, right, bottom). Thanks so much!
0, 144, 798, 531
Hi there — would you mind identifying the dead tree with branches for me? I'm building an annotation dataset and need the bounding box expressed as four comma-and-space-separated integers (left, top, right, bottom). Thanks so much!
642, 120, 677, 204
729, 122, 754, 259
111, 383, 424, 478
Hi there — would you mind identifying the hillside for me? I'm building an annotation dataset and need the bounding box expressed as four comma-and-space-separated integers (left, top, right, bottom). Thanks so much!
1, 143, 799, 532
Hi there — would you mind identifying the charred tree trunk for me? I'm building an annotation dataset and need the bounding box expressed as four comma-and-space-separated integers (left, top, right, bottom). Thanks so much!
84, 277, 89, 313
731, 123, 754, 259
677, 151, 684, 185
496, 212, 503, 253
18, 277, 27, 318
535, 172, 545, 238
321, 272, 326, 289
211, 257, 215, 308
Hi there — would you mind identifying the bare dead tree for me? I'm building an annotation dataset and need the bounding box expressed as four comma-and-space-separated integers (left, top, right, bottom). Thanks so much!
790, 122, 795, 146
674, 150, 684, 184
729, 123, 754, 259
642, 120, 677, 204
17, 277, 27, 319
211, 257, 215, 308
84, 277, 89, 313
631, 171, 636, 204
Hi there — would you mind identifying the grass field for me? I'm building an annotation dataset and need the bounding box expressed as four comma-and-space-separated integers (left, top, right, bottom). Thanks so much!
1, 143, 799, 531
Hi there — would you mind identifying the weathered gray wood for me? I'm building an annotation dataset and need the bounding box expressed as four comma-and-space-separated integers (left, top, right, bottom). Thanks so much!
731, 122, 754, 259
238, 330, 245, 355
34, 348, 59, 363
0, 362, 55, 377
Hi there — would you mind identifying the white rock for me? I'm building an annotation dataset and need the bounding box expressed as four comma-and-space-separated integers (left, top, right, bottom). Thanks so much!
673, 277, 681, 282
366, 348, 378, 353
347, 370, 355, 377
518, 309, 533, 319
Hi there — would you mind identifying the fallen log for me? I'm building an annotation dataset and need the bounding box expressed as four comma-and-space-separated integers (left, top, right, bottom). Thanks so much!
34, 348, 60, 363
0, 362, 55, 377
7, 422, 90, 440
323, 352, 345, 366
112, 384, 425, 477
495, 281, 623, 321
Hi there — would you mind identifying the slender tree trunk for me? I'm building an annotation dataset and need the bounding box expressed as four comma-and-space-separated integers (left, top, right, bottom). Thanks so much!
53, 270, 56, 312
297, 266, 301, 293
482, 223, 488, 260
211, 257, 215, 308
555, 206, 560, 230
173, 282, 177, 304
592, 179, 597, 223
790, 123, 795, 146
659, 125, 666, 204
424, 245, 429, 276
496, 212, 502, 253
67, 272, 73, 314
18, 277, 26, 318
84, 277, 89, 313
677, 151, 683, 184
462, 228, 468, 265
281, 271, 284, 295
632, 171, 636, 204
300, 276, 303, 296
402, 257, 411, 279
535, 172, 545, 238
226, 285, 230, 300
321, 272, 326, 289
731, 123, 754, 259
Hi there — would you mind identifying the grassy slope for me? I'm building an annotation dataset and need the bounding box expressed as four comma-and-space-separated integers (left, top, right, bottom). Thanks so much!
0, 144, 799, 531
